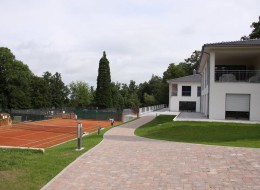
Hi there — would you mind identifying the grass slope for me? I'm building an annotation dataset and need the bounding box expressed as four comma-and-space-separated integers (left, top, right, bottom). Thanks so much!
135, 115, 260, 148
0, 128, 109, 190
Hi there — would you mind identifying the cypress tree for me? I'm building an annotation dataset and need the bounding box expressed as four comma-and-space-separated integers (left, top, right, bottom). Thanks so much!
95, 51, 112, 108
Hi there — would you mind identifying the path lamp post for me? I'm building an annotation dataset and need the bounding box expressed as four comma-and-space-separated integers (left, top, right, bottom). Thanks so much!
76, 122, 84, 151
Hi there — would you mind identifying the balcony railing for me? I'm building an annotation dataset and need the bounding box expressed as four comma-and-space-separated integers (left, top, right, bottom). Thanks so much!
215, 70, 260, 83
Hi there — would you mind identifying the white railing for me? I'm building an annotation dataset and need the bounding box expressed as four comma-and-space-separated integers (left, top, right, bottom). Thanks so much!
215, 70, 260, 83
139, 104, 165, 115
122, 104, 166, 122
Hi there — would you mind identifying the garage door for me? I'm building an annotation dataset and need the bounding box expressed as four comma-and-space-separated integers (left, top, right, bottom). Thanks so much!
226, 94, 250, 112
179, 101, 196, 112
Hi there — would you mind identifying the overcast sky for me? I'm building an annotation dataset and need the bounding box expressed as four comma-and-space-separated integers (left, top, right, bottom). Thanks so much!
1, 0, 259, 87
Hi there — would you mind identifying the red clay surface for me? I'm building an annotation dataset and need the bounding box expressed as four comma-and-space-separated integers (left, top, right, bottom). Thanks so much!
0, 119, 120, 148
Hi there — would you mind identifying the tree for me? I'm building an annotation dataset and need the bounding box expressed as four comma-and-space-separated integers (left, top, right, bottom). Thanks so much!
163, 63, 186, 82
0, 48, 33, 109
6, 60, 32, 108
50, 72, 69, 108
163, 51, 201, 83
241, 16, 260, 40
90, 86, 96, 106
119, 83, 131, 108
137, 82, 150, 105
128, 80, 140, 113
95, 51, 112, 108
148, 75, 163, 103
0, 47, 70, 109
42, 71, 68, 108
0, 47, 15, 109
136, 75, 166, 106
128, 80, 138, 95
69, 81, 92, 107
184, 50, 201, 73
129, 93, 140, 117
31, 75, 51, 108
111, 82, 124, 110
177, 62, 192, 76
42, 71, 52, 82
143, 93, 157, 106
159, 83, 169, 105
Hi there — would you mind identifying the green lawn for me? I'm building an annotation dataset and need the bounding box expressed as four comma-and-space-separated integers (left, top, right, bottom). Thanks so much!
0, 128, 109, 190
135, 115, 260, 148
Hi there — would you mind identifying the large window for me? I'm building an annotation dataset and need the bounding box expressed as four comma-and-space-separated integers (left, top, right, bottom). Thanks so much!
182, 86, 191, 96
197, 86, 201, 97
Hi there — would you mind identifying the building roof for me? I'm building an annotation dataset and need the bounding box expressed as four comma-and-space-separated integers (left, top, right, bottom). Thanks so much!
167, 74, 201, 83
203, 39, 260, 48
199, 39, 260, 73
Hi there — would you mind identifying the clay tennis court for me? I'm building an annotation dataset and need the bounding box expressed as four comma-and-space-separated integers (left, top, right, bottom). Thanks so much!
0, 119, 120, 148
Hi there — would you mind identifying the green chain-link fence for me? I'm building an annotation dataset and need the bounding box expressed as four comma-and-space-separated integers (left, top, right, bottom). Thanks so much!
5, 108, 122, 122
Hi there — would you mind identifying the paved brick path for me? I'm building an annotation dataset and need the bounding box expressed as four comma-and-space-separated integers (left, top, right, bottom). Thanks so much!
42, 116, 260, 190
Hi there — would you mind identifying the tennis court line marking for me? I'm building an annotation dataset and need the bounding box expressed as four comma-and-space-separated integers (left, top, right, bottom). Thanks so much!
22, 133, 76, 148
0, 128, 76, 148
30, 134, 76, 148
28, 127, 101, 148
0, 120, 113, 148
0, 135, 36, 142
0, 127, 47, 137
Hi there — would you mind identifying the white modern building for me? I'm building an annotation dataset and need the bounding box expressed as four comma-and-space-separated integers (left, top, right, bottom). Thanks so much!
199, 39, 260, 121
167, 74, 201, 112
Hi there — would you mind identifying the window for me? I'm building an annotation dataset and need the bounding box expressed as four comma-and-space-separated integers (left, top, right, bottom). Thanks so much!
182, 86, 191, 96
197, 86, 201, 97
171, 84, 178, 96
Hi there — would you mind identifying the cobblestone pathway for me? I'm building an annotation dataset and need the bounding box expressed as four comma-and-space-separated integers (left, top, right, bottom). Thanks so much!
42, 116, 260, 190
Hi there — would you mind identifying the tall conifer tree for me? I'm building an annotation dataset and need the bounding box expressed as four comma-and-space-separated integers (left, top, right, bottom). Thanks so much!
95, 51, 112, 108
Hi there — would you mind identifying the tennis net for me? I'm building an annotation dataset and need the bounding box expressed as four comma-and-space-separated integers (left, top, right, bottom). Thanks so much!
12, 122, 77, 134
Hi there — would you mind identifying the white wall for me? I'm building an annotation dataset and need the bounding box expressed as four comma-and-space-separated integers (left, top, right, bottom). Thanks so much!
200, 47, 260, 121
208, 51, 215, 119
169, 82, 201, 112
201, 58, 209, 117
209, 83, 260, 121
208, 51, 260, 121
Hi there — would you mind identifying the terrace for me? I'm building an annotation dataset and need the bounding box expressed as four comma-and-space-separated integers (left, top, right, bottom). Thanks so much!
215, 69, 260, 83
214, 51, 260, 83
